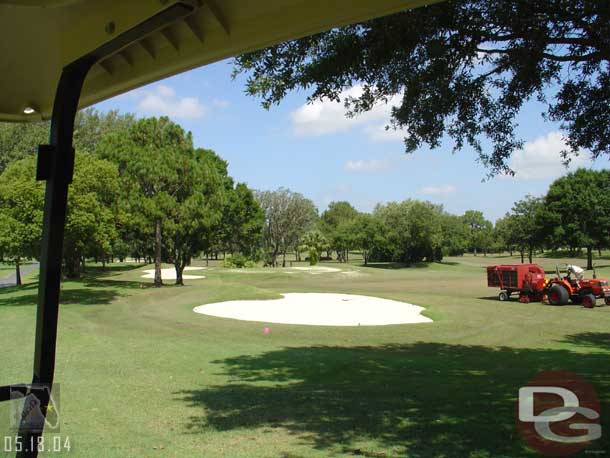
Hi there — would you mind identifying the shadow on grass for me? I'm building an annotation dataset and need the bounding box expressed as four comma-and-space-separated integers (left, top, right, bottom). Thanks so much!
0, 264, 150, 307
562, 332, 610, 352
82, 263, 146, 278
363, 261, 459, 270
0, 286, 122, 307
176, 343, 610, 457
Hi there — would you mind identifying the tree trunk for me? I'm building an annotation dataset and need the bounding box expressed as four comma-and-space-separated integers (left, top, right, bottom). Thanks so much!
175, 262, 184, 286
363, 251, 368, 266
587, 246, 593, 270
282, 252, 286, 268
520, 251, 524, 264
473, 247, 477, 256
15, 258, 21, 286
528, 247, 533, 264
154, 218, 163, 287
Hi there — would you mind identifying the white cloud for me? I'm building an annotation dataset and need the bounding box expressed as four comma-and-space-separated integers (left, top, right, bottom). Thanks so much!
291, 85, 405, 141
363, 123, 406, 142
508, 131, 590, 180
137, 85, 205, 119
418, 185, 456, 196
156, 84, 175, 98
212, 98, 231, 109
344, 159, 392, 172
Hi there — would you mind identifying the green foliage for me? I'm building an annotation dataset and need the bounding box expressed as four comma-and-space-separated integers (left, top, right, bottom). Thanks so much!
255, 188, 317, 266
0, 121, 48, 174
539, 168, 610, 269
65, 153, 121, 277
0, 157, 45, 283
299, 231, 328, 266
320, 201, 359, 261
0, 153, 121, 278
97, 117, 224, 285
234, 1, 608, 174
505, 196, 544, 263
0, 108, 134, 174
440, 214, 469, 257
350, 213, 388, 265
212, 165, 264, 258
223, 254, 256, 269
462, 210, 493, 256
374, 200, 444, 263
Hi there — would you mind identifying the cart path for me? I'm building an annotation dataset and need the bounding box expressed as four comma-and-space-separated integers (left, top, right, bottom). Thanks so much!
0, 263, 39, 288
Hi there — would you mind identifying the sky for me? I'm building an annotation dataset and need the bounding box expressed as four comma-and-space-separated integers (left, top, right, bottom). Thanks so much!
94, 59, 605, 222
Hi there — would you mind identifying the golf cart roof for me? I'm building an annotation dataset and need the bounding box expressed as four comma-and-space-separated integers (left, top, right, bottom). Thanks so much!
0, 0, 435, 122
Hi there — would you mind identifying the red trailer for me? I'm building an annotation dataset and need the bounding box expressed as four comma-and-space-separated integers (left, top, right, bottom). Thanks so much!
487, 264, 547, 302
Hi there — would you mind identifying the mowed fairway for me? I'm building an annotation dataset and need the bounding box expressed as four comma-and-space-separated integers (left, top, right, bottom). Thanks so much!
1, 255, 609, 457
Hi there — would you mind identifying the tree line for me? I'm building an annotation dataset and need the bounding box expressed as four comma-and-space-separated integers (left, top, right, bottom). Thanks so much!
1, 110, 609, 287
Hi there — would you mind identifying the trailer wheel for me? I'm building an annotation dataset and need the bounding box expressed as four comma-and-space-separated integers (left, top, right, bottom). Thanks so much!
548, 284, 569, 306
582, 294, 596, 309
499, 291, 509, 301
605, 297, 610, 306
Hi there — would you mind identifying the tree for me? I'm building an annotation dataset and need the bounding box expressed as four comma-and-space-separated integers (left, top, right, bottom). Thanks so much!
0, 122, 48, 175
198, 149, 264, 259
508, 195, 544, 263
0, 159, 44, 284
0, 154, 121, 279
0, 108, 134, 174
97, 117, 193, 286
462, 210, 492, 256
234, 1, 610, 174
164, 149, 224, 285
222, 183, 264, 258
320, 201, 359, 261
255, 188, 317, 267
64, 154, 121, 277
351, 213, 388, 265
375, 200, 444, 263
539, 169, 610, 269
299, 231, 328, 266
440, 213, 469, 256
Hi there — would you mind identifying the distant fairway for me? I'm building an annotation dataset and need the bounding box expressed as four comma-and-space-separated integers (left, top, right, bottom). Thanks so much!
1, 254, 609, 457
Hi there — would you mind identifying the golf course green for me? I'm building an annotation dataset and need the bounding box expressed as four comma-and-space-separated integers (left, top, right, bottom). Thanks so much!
1, 254, 609, 457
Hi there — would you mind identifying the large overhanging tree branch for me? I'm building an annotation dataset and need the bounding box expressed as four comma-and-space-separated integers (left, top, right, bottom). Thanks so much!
233, 0, 609, 175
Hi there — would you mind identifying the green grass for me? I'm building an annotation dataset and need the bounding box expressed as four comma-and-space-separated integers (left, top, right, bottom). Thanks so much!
0, 254, 609, 457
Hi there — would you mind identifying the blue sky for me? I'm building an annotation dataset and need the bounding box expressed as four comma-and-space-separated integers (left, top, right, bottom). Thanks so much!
95, 59, 604, 222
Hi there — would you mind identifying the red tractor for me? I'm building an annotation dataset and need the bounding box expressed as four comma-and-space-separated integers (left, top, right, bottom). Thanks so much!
487, 263, 610, 308
546, 265, 610, 308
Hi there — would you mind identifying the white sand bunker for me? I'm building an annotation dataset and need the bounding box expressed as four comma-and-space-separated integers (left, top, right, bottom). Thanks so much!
290, 266, 341, 274
193, 293, 432, 326
141, 266, 206, 280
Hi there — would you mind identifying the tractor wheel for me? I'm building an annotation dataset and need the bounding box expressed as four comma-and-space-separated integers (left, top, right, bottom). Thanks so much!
582, 294, 596, 309
548, 284, 569, 306
499, 291, 509, 302
605, 297, 610, 306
